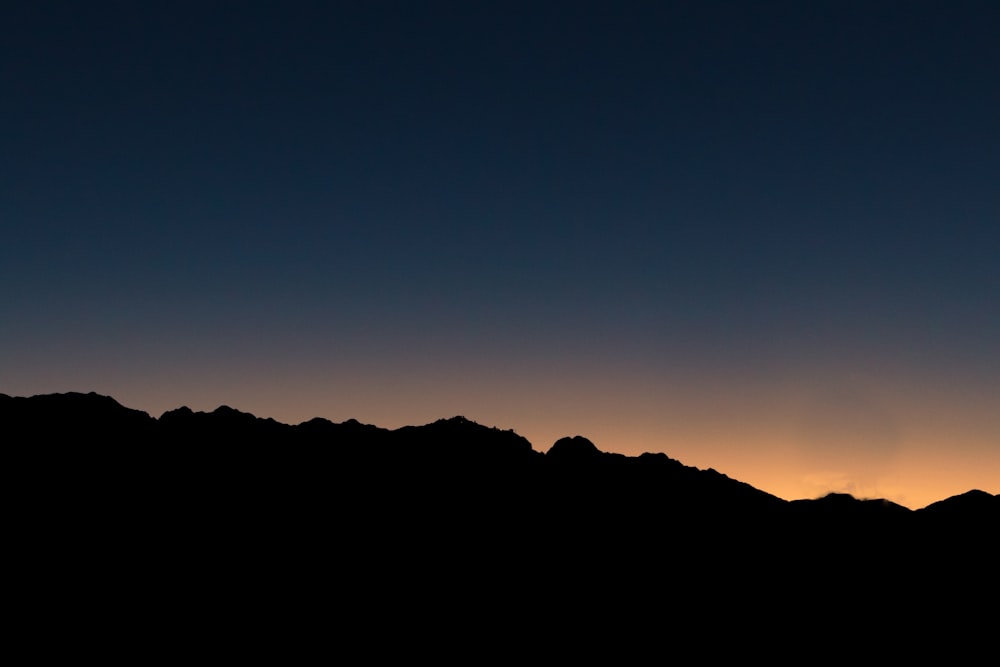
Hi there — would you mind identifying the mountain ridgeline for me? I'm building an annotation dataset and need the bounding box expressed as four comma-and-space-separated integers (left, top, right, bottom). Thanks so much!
7, 390, 994, 543
5, 390, 996, 642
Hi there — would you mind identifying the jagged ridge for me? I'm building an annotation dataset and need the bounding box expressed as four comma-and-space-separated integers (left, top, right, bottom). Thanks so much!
4, 390, 996, 644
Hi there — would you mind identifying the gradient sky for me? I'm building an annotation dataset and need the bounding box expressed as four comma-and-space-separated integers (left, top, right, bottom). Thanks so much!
3, 1, 997, 509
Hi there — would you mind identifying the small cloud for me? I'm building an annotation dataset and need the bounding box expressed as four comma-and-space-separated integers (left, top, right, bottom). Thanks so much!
790, 377, 902, 501
802, 471, 859, 498
801, 470, 899, 502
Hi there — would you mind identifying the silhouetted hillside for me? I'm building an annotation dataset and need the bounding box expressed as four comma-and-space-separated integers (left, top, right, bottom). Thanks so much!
5, 391, 996, 642
4, 391, 993, 526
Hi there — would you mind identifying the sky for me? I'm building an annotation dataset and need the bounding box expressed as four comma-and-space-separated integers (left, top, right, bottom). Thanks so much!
2, 1, 997, 510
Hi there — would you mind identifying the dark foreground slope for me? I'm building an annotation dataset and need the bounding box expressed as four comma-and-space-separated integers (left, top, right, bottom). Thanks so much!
4, 392, 996, 655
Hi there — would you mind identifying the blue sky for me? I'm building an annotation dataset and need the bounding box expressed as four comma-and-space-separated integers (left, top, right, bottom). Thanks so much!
3, 1, 998, 508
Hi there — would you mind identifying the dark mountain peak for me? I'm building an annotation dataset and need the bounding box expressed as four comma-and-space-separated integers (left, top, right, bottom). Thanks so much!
919, 488, 999, 517
209, 404, 272, 423
160, 405, 194, 419
637, 451, 677, 463
791, 492, 917, 515
820, 491, 856, 502
289, 416, 391, 451
634, 451, 687, 473
154, 401, 289, 442
15, 390, 145, 416
213, 404, 285, 427
392, 416, 536, 464
437, 415, 473, 425
0, 391, 154, 439
547, 435, 601, 461
787, 492, 917, 538
69, 391, 126, 407
793, 491, 874, 508
295, 416, 335, 430
335, 417, 389, 437
422, 416, 526, 440
402, 415, 480, 434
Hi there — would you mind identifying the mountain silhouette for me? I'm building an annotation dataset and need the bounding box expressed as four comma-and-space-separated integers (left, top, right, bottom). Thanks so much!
4, 391, 995, 652
4, 390, 993, 530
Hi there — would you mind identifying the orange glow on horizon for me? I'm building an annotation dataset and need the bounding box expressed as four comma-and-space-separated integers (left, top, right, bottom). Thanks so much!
7, 354, 997, 512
